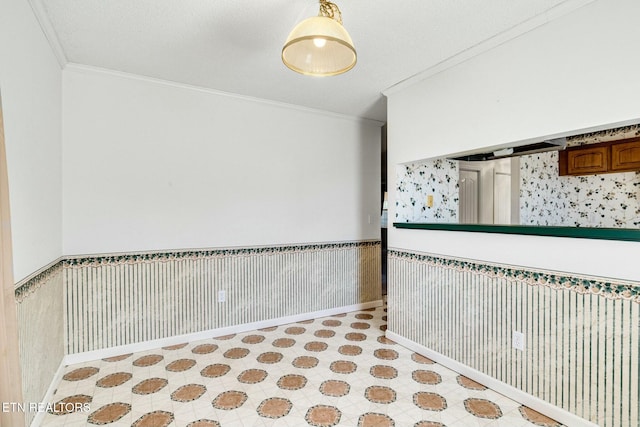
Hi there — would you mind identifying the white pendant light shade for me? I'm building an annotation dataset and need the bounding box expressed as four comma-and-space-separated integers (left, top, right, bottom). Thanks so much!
282, 3, 356, 76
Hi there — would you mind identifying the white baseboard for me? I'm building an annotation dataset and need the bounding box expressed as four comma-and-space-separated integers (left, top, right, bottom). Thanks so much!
30, 358, 66, 427
64, 300, 383, 365
385, 330, 598, 427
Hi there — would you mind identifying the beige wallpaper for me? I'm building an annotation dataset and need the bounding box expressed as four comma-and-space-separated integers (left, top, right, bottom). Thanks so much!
15, 263, 65, 427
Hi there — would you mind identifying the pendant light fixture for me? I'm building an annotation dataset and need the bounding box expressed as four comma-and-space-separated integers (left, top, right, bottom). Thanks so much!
282, 0, 357, 77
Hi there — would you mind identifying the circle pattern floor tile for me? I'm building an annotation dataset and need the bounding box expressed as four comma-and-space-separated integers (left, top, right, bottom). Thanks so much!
43, 304, 562, 427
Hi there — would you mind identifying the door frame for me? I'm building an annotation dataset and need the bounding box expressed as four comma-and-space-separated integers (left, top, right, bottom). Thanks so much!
0, 92, 25, 426
458, 167, 480, 224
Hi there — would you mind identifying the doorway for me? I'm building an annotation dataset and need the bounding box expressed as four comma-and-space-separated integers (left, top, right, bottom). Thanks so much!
459, 158, 518, 225
380, 125, 387, 296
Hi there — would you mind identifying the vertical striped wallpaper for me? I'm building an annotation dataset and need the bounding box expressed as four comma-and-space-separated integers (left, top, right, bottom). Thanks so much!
15, 263, 65, 427
388, 249, 639, 427
63, 241, 381, 354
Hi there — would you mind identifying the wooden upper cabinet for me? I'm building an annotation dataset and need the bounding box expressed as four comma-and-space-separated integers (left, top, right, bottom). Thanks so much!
611, 140, 640, 171
566, 146, 608, 175
559, 136, 640, 176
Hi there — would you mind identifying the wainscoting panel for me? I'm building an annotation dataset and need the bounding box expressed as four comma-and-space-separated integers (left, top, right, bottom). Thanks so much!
388, 249, 639, 427
64, 241, 381, 354
15, 262, 65, 427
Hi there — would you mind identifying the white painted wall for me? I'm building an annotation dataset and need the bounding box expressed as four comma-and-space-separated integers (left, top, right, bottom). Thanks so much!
0, 0, 63, 281
62, 66, 381, 255
386, 0, 640, 281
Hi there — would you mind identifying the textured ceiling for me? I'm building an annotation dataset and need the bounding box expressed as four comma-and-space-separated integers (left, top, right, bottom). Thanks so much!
39, 0, 584, 122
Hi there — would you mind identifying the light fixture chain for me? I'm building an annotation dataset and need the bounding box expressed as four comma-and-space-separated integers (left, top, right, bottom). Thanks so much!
319, 0, 343, 24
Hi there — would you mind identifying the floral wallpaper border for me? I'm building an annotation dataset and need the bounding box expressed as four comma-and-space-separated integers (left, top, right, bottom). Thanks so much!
566, 123, 640, 146
14, 261, 63, 303
388, 249, 640, 303
63, 240, 380, 267
15, 240, 381, 300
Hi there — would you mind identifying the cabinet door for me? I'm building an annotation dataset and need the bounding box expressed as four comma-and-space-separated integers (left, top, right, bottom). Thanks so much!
566, 146, 608, 175
611, 140, 640, 171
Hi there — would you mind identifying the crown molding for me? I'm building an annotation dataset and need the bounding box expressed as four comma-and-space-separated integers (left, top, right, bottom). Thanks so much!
64, 63, 385, 127
26, 0, 68, 68
382, 0, 595, 97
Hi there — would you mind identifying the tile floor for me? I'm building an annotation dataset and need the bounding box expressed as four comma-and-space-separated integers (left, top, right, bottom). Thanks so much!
41, 304, 563, 427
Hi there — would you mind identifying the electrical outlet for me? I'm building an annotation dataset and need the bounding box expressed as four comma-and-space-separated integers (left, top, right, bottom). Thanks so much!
513, 331, 525, 351
218, 290, 226, 303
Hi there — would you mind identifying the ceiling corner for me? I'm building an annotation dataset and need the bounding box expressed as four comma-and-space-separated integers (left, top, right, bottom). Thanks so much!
26, 0, 68, 69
